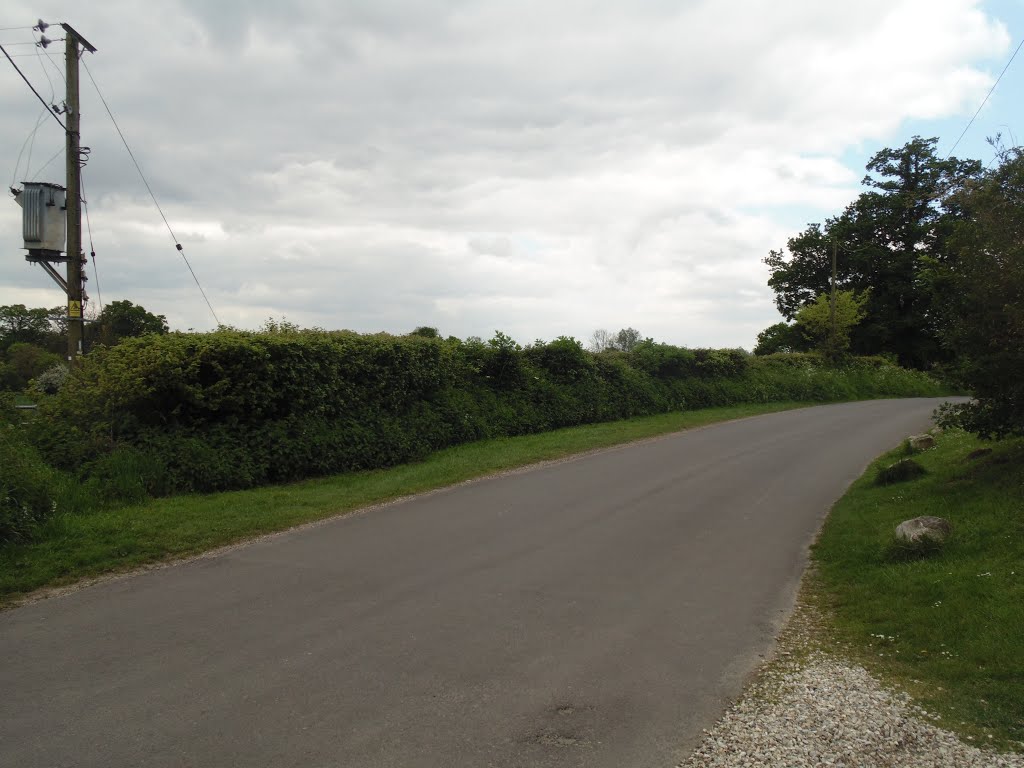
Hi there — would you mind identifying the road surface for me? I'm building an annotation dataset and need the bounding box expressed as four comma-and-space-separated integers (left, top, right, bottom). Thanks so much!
0, 399, 950, 767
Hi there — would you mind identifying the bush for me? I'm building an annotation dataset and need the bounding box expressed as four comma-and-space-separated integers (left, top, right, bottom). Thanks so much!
31, 363, 69, 395
24, 332, 946, 496
0, 425, 60, 542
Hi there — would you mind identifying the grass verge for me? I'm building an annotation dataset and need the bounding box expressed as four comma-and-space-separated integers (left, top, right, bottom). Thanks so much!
1, 400, 811, 608
810, 428, 1024, 750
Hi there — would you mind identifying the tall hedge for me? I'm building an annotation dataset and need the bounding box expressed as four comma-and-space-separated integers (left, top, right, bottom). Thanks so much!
28, 330, 944, 495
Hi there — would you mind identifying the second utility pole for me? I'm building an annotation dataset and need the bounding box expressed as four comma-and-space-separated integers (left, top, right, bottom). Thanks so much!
62, 23, 95, 363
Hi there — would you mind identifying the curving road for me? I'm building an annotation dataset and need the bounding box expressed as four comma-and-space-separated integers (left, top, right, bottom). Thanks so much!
0, 399, 950, 767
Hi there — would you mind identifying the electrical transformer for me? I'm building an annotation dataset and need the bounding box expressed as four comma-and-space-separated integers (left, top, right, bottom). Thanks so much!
14, 182, 67, 261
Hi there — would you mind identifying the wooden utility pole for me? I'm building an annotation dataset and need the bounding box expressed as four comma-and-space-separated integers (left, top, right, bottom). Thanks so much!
829, 238, 838, 343
61, 23, 95, 363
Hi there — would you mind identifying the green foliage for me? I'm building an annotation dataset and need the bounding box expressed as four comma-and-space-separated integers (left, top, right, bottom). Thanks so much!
91, 300, 169, 347
935, 145, 1024, 438
82, 446, 172, 504
795, 289, 870, 361
0, 343, 64, 392
409, 326, 440, 338
31, 364, 69, 395
0, 304, 64, 354
588, 327, 646, 352
613, 327, 643, 352
753, 322, 806, 355
524, 336, 591, 380
23, 326, 945, 498
765, 137, 983, 368
0, 420, 61, 542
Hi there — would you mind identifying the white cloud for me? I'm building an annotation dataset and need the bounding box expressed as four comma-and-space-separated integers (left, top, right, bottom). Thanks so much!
0, 0, 1012, 348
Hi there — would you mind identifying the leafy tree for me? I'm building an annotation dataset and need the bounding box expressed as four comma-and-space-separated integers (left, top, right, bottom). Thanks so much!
0, 342, 63, 391
765, 137, 982, 368
613, 327, 643, 352
409, 326, 440, 339
0, 304, 64, 353
937, 145, 1024, 437
589, 328, 643, 352
795, 290, 870, 361
753, 322, 806, 355
92, 300, 169, 346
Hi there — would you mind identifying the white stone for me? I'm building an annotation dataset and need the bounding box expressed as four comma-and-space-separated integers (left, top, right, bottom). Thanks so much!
895, 516, 951, 544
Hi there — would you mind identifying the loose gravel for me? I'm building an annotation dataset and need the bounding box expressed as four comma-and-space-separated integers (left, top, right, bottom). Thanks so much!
680, 598, 1024, 768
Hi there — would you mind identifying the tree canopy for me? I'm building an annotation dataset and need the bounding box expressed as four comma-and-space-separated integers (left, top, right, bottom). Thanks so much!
764, 136, 982, 369
588, 327, 645, 353
0, 300, 168, 392
0, 305, 64, 354
795, 289, 870, 361
937, 144, 1024, 437
93, 300, 169, 346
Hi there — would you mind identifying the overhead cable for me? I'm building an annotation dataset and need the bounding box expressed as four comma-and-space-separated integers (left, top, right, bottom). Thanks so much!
81, 57, 221, 326
945, 36, 1024, 159
0, 41, 66, 130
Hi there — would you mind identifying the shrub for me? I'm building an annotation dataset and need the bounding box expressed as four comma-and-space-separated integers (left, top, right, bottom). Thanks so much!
31, 363, 70, 395
24, 332, 946, 496
0, 425, 60, 542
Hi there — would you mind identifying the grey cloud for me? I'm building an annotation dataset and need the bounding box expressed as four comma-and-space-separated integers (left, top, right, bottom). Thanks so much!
0, 0, 1011, 348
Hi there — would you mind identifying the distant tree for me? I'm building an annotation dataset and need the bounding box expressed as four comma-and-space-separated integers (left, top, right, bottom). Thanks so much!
795, 290, 870, 361
613, 327, 643, 352
588, 329, 613, 352
92, 301, 169, 346
753, 322, 806, 355
409, 326, 440, 338
0, 304, 63, 353
0, 342, 63, 391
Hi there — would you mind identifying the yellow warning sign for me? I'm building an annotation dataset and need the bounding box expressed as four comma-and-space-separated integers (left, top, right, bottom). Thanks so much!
68, 300, 82, 319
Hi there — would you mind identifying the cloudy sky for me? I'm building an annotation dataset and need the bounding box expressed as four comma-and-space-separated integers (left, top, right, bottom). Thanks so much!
2, 1, 1022, 348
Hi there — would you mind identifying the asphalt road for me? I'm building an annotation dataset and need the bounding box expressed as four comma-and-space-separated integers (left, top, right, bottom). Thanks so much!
0, 399, 951, 768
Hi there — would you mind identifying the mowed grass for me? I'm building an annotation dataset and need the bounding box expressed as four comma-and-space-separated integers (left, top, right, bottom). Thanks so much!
0, 401, 810, 607
811, 429, 1024, 749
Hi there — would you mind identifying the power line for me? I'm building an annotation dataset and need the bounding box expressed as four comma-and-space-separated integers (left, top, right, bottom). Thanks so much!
81, 57, 221, 326
944, 36, 1024, 159
0, 41, 65, 130
29, 145, 64, 180
36, 42, 65, 83
10, 107, 48, 187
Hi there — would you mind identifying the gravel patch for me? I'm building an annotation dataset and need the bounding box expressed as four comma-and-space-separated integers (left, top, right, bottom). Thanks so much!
681, 651, 1023, 767
680, 583, 1022, 768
